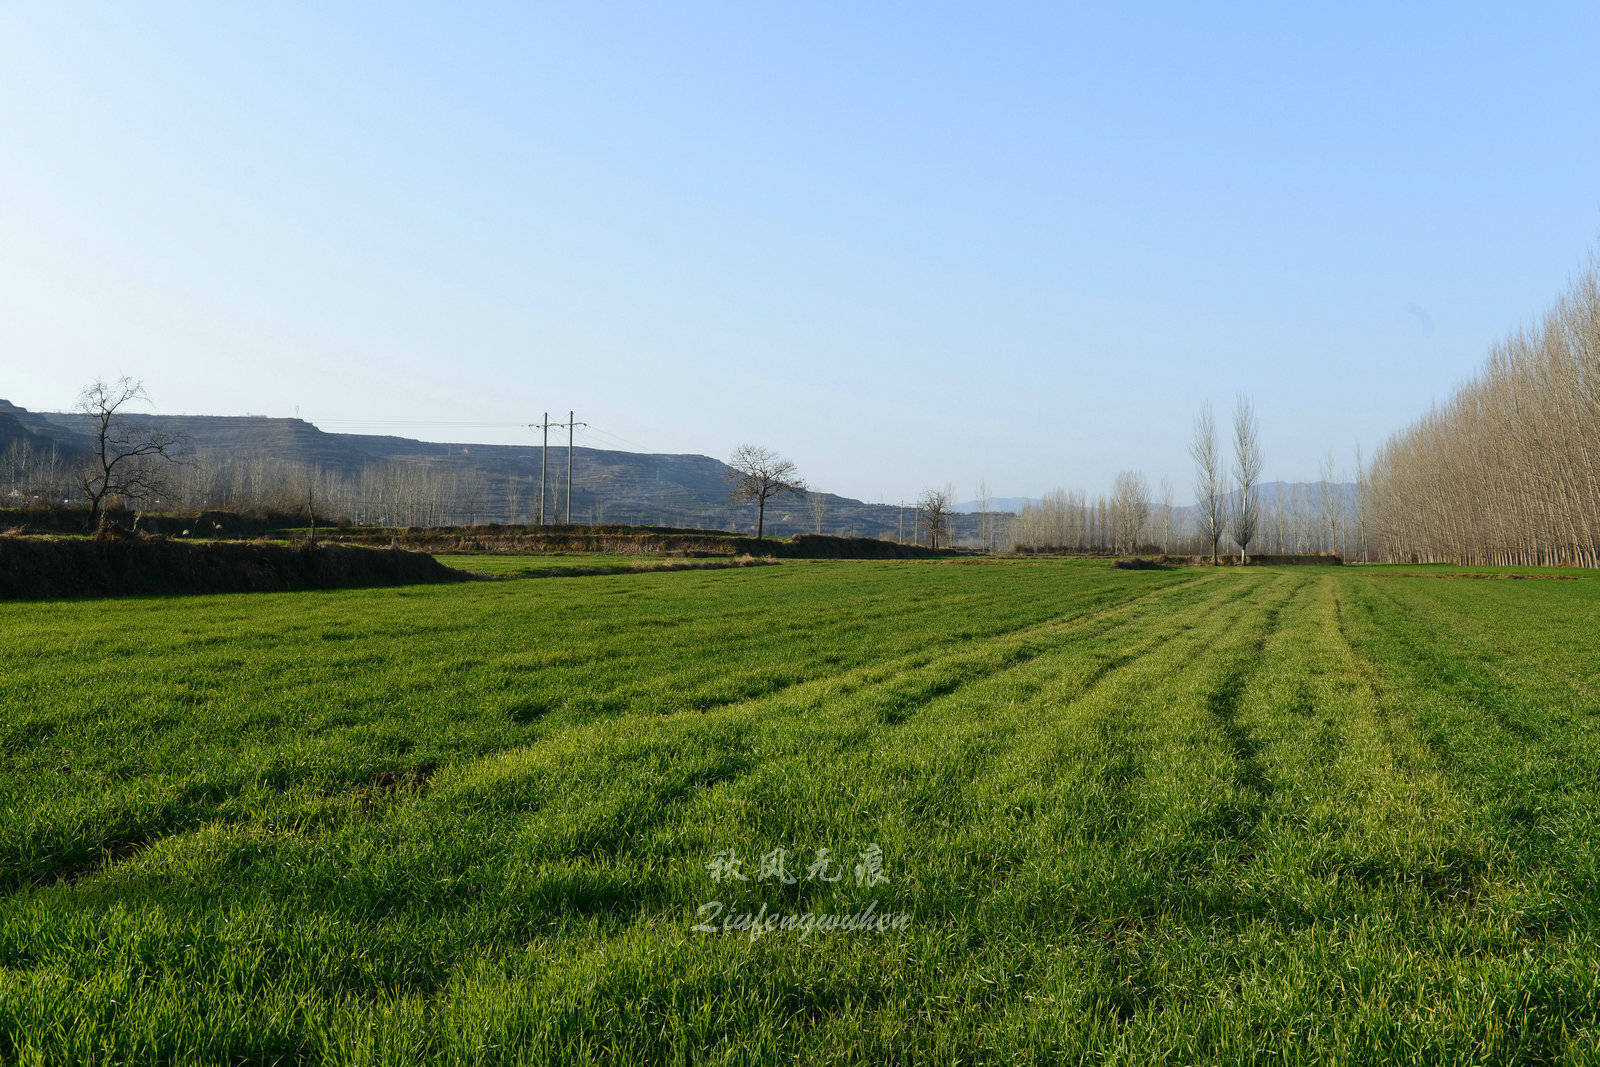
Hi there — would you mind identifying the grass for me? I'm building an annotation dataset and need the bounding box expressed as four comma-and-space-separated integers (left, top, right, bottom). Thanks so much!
437, 552, 768, 578
439, 551, 670, 574
4, 560, 1600, 1062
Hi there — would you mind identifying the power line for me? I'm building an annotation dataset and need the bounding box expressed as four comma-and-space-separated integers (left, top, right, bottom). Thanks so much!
583, 426, 647, 452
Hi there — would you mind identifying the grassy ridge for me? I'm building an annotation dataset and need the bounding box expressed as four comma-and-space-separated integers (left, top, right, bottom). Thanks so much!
439, 552, 774, 578
3, 562, 1599, 1062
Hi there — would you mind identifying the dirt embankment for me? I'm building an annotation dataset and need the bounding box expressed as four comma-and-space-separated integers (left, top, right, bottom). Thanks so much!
317, 525, 961, 559
0, 535, 469, 600
1, 506, 312, 539
1163, 554, 1344, 566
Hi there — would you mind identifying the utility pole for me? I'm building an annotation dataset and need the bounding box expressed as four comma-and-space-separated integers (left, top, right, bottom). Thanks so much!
531, 411, 586, 526
562, 410, 586, 525
531, 413, 550, 525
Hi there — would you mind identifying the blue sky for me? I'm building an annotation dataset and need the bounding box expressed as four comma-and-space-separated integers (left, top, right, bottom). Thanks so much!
2, 2, 1597, 503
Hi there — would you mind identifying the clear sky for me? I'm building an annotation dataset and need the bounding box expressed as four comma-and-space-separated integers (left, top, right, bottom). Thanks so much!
2, 3, 1597, 504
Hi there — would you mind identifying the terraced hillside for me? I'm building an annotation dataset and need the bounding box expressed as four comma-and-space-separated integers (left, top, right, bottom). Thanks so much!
3, 561, 1600, 1062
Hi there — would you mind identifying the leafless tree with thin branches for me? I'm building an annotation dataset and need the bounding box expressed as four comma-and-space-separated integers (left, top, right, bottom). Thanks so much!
808, 490, 828, 534
2, 438, 72, 506
1110, 469, 1150, 554
1317, 450, 1341, 556
75, 378, 184, 537
1231, 394, 1263, 564
1364, 248, 1600, 566
976, 479, 995, 552
917, 486, 954, 549
726, 444, 806, 541
1190, 403, 1226, 564
1353, 443, 1370, 562
1157, 476, 1175, 553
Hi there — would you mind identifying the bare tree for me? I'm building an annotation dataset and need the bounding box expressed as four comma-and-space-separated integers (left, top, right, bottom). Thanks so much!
1190, 403, 1226, 564
2, 438, 72, 506
1361, 248, 1600, 566
76, 378, 184, 537
1353, 443, 1370, 563
917, 486, 954, 549
1011, 488, 1098, 552
1317, 451, 1341, 556
1157, 476, 1175, 553
976, 479, 995, 552
505, 475, 524, 525
300, 463, 324, 540
1110, 469, 1150, 554
0, 439, 29, 499
726, 444, 806, 541
1231, 395, 1263, 564
808, 490, 828, 534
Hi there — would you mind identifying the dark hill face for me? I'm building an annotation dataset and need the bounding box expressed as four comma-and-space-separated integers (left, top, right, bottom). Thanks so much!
0, 411, 36, 453
0, 400, 983, 540
31, 410, 370, 474
0, 401, 84, 460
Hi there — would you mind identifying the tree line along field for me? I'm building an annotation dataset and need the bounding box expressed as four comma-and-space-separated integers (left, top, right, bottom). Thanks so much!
5, 559, 1600, 1062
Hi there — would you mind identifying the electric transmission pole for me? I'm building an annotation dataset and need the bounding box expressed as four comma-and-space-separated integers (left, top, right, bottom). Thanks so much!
553, 410, 586, 525
531, 413, 550, 525
531, 411, 587, 526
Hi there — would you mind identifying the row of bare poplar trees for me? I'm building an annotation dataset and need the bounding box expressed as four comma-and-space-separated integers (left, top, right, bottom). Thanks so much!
170, 454, 498, 527
1010, 478, 1174, 554
1367, 254, 1600, 566
1009, 478, 1360, 557
1010, 397, 1274, 560
1010, 394, 1371, 560
0, 444, 506, 528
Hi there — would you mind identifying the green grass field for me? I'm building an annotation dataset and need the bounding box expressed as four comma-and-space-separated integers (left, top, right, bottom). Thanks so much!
437, 552, 760, 578
5, 560, 1600, 1063
439, 551, 667, 574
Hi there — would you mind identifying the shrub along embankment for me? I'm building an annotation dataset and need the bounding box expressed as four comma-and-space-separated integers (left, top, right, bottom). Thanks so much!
0, 535, 470, 600
454, 556, 780, 579
314, 525, 961, 559
1, 506, 313, 539
1164, 553, 1344, 567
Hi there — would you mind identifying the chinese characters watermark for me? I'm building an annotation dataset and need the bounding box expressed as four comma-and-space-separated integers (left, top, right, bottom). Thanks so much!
694, 843, 910, 940
706, 844, 891, 887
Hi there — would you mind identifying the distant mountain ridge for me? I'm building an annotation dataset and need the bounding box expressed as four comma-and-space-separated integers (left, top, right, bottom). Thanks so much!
3, 399, 1358, 539
0, 400, 982, 540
